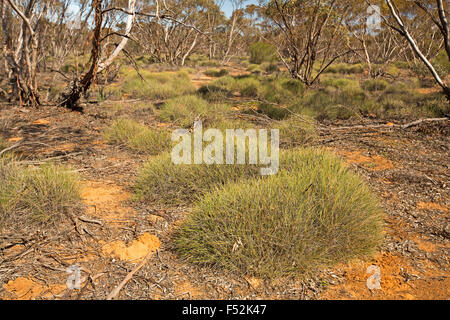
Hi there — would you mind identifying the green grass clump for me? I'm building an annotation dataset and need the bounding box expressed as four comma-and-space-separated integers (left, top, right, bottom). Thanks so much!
257, 103, 290, 120
261, 62, 279, 73
249, 41, 277, 64
0, 136, 7, 151
121, 70, 195, 99
202, 75, 305, 105
275, 116, 316, 147
104, 118, 171, 154
235, 77, 262, 97
174, 148, 384, 278
362, 79, 388, 92
322, 78, 361, 91
204, 68, 229, 77
262, 77, 305, 104
0, 155, 80, 228
198, 60, 222, 67
246, 64, 263, 73
158, 95, 231, 128
326, 63, 364, 74
134, 152, 261, 205
135, 143, 320, 205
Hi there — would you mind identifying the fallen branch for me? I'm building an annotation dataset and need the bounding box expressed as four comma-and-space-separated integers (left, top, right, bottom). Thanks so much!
327, 117, 449, 130
0, 141, 22, 156
400, 117, 449, 129
106, 251, 153, 300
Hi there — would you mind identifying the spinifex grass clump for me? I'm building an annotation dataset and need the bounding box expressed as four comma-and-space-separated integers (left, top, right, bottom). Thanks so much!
158, 95, 231, 128
134, 138, 310, 206
174, 148, 384, 278
0, 155, 80, 228
104, 118, 171, 154
134, 152, 262, 205
121, 70, 195, 100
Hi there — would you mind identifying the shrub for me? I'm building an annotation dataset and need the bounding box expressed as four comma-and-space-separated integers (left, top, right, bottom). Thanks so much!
249, 41, 277, 64
322, 78, 360, 90
262, 78, 305, 104
432, 50, 450, 78
158, 95, 231, 127
104, 118, 171, 154
135, 147, 320, 205
174, 148, 384, 278
261, 62, 279, 73
276, 116, 316, 147
121, 70, 195, 99
326, 63, 364, 74
134, 153, 261, 205
362, 79, 388, 92
199, 60, 221, 67
246, 64, 262, 72
257, 103, 290, 120
204, 68, 229, 77
236, 77, 262, 97
281, 79, 305, 96
288, 89, 362, 121
0, 155, 80, 228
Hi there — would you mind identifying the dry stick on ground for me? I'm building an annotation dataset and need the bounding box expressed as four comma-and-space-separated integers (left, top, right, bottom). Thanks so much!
0, 141, 22, 156
325, 117, 449, 130
106, 251, 153, 300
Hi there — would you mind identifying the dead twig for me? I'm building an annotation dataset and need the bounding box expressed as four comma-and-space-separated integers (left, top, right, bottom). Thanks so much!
0, 141, 22, 156
106, 251, 153, 300
326, 117, 448, 131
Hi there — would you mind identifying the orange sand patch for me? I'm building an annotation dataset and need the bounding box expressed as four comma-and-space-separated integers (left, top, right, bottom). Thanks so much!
336, 150, 394, 171
7, 137, 23, 142
416, 202, 448, 212
320, 252, 450, 300
2, 277, 66, 300
416, 87, 441, 94
102, 233, 160, 262
32, 119, 50, 125
174, 280, 205, 299
414, 238, 439, 253
44, 143, 76, 154
80, 181, 134, 224
244, 276, 263, 290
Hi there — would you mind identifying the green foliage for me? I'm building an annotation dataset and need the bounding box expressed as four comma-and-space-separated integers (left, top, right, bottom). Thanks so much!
325, 63, 364, 74
257, 103, 290, 120
202, 75, 305, 105
135, 144, 323, 206
276, 116, 317, 147
246, 64, 262, 73
174, 148, 384, 278
104, 118, 171, 154
261, 62, 279, 73
121, 70, 195, 99
134, 152, 261, 205
432, 50, 450, 77
249, 41, 277, 64
158, 95, 231, 127
0, 136, 7, 151
362, 79, 388, 92
204, 68, 229, 77
0, 155, 80, 227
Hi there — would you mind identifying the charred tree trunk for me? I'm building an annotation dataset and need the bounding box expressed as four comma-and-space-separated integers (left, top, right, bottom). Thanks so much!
59, 0, 103, 111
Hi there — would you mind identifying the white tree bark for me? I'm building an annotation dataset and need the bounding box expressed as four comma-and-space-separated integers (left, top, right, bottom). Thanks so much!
385, 0, 449, 96
97, 0, 136, 73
